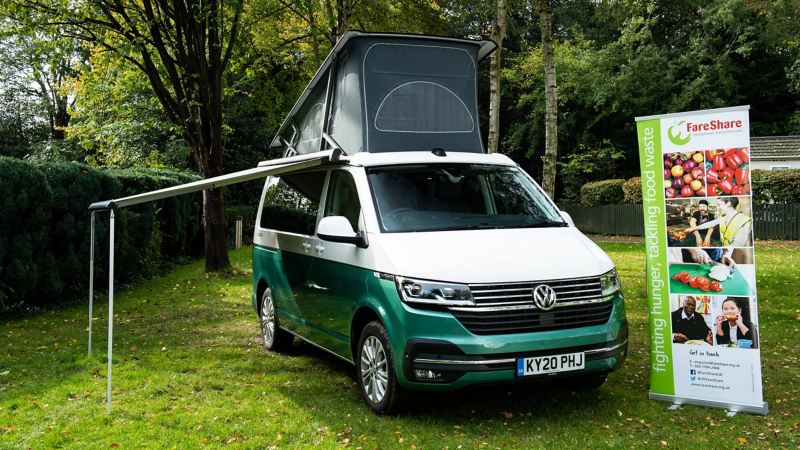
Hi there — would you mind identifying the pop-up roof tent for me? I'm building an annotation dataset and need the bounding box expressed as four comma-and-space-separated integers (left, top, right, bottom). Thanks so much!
271, 31, 496, 157
85, 31, 496, 414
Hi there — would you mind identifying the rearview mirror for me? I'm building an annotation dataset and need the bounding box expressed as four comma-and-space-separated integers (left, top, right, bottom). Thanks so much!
318, 216, 369, 248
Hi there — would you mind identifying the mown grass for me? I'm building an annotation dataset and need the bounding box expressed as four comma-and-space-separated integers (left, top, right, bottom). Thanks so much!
1, 243, 798, 448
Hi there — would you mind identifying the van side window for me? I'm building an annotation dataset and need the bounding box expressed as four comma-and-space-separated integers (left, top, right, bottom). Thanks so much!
261, 171, 326, 235
324, 171, 361, 231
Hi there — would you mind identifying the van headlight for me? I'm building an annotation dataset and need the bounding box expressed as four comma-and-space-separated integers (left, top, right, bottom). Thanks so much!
600, 268, 621, 297
395, 276, 474, 307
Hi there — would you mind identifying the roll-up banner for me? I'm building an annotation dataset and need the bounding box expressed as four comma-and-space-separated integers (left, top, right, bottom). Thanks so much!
635, 106, 767, 415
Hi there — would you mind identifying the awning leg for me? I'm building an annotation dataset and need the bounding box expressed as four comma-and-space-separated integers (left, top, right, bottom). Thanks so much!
88, 212, 95, 356
107, 209, 115, 415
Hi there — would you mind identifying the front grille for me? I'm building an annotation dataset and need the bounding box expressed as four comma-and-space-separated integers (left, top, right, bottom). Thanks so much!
469, 277, 603, 306
454, 277, 612, 335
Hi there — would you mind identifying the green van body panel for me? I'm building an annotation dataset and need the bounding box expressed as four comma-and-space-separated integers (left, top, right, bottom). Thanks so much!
253, 243, 628, 391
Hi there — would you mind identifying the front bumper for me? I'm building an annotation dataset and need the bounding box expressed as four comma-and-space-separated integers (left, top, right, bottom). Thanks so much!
388, 292, 628, 390
402, 324, 628, 386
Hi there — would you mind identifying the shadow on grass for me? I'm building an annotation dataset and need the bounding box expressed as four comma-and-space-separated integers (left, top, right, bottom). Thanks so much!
276, 335, 612, 426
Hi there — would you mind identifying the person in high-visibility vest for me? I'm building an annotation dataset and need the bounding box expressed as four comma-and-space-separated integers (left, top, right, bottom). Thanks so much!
685, 197, 752, 247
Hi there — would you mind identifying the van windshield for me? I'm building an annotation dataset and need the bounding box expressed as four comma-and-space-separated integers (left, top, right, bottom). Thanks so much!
366, 164, 566, 232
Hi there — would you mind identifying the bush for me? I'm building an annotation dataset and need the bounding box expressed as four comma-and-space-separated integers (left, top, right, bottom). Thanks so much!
580, 179, 625, 206
0, 158, 204, 312
751, 169, 800, 204
0, 157, 54, 310
622, 177, 643, 204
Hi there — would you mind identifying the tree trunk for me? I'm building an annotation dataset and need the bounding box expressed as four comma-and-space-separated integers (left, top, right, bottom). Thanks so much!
487, 0, 508, 154
538, 0, 558, 199
202, 187, 230, 271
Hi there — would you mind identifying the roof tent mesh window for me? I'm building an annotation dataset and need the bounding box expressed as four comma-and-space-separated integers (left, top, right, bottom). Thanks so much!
374, 81, 474, 132
329, 50, 363, 154
294, 69, 329, 154
362, 41, 483, 153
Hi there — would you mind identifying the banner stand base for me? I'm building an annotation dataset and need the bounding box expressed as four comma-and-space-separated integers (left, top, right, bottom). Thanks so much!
649, 392, 768, 416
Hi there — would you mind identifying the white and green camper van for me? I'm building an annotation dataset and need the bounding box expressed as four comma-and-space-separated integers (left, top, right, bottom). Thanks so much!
252, 32, 628, 414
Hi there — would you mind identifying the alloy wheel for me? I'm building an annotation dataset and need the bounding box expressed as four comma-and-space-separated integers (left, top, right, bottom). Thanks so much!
359, 335, 388, 404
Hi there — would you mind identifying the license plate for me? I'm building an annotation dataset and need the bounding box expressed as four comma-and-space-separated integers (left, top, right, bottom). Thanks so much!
516, 352, 585, 376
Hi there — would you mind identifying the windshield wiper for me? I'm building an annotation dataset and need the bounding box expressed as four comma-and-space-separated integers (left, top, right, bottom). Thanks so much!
518, 220, 568, 228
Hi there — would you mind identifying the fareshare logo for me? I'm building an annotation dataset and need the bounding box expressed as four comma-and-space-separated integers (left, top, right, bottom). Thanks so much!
668, 121, 691, 146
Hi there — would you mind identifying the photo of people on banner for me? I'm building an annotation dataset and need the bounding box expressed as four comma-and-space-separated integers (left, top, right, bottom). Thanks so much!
666, 196, 753, 248
670, 295, 759, 349
665, 194, 756, 297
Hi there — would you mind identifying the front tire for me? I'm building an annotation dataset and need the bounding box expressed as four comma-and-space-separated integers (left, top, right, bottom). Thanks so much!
355, 321, 406, 414
259, 288, 292, 352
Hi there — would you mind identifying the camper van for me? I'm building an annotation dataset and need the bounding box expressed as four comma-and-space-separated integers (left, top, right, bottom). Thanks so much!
252, 32, 628, 413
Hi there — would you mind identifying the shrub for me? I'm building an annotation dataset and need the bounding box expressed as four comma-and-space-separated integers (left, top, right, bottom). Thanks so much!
580, 179, 625, 206
0, 157, 54, 309
751, 169, 800, 204
0, 159, 204, 312
622, 177, 643, 204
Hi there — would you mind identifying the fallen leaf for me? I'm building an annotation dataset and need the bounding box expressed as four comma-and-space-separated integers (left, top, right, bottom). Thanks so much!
737, 437, 747, 445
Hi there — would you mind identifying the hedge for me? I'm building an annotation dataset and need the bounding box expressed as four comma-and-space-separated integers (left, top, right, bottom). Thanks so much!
580, 179, 625, 206
0, 157, 204, 311
751, 169, 800, 204
605, 170, 800, 205
622, 177, 643, 204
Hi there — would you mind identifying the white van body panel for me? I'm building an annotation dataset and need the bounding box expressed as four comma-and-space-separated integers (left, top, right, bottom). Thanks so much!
371, 227, 614, 284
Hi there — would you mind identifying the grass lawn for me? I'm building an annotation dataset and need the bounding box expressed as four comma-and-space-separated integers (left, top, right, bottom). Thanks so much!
1, 242, 799, 448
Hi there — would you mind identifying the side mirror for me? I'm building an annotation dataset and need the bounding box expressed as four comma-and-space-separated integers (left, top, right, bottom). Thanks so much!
559, 210, 575, 227
318, 216, 369, 248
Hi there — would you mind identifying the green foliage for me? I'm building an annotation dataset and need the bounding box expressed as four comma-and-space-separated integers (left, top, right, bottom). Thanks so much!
0, 157, 53, 309
0, 157, 205, 311
751, 169, 800, 204
580, 178, 625, 206
68, 53, 190, 169
622, 177, 643, 204
557, 142, 625, 203
501, 0, 800, 199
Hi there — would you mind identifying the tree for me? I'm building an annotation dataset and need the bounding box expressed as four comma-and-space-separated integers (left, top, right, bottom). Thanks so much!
537, 0, 557, 198
0, 22, 84, 141
12, 0, 244, 270
487, 0, 508, 154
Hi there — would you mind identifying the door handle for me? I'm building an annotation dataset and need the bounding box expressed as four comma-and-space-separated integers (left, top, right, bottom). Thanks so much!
315, 244, 325, 255
305, 281, 329, 291
302, 242, 311, 253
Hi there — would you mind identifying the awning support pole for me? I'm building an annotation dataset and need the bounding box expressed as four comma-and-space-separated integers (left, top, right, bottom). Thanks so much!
107, 209, 115, 415
88, 212, 95, 356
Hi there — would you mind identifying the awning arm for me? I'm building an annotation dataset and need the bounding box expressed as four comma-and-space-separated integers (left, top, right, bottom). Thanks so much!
88, 150, 336, 211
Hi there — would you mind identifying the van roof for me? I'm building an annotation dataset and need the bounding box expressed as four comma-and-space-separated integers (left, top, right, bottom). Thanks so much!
257, 150, 516, 168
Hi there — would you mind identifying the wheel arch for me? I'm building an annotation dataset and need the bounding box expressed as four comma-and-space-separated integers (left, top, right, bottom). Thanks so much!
255, 278, 270, 314
350, 306, 382, 361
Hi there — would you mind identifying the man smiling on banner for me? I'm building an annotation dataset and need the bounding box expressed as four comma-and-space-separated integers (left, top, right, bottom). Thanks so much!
671, 296, 712, 344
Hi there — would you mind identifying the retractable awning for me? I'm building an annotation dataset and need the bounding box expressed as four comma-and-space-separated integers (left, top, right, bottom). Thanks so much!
86, 149, 340, 414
